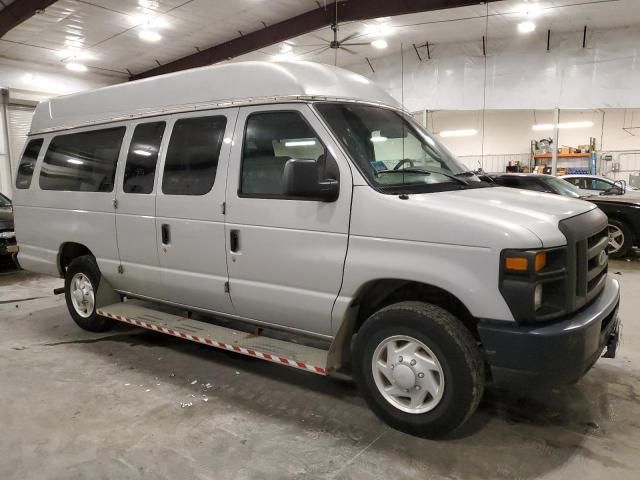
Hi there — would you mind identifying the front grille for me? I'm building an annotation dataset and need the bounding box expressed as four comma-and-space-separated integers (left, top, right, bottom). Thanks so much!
559, 209, 609, 314
583, 227, 608, 299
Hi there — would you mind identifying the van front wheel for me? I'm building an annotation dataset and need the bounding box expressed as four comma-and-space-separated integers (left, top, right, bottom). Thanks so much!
353, 301, 484, 438
64, 255, 110, 332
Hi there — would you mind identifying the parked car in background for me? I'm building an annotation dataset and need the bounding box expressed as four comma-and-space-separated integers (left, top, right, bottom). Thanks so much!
561, 174, 638, 196
489, 173, 640, 258
0, 192, 18, 264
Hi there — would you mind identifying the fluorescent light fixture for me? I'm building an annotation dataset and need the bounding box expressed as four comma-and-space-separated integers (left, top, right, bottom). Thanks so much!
66, 62, 88, 72
133, 149, 152, 156
139, 30, 162, 42
371, 39, 387, 49
370, 135, 387, 143
284, 140, 316, 147
67, 159, 84, 165
532, 121, 594, 131
439, 129, 478, 138
518, 21, 536, 33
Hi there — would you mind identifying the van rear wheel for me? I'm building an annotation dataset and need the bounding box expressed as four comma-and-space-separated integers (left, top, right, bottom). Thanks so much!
64, 255, 111, 332
353, 301, 484, 438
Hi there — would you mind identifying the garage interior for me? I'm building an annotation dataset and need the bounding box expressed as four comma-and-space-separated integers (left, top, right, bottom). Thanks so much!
1, 0, 640, 479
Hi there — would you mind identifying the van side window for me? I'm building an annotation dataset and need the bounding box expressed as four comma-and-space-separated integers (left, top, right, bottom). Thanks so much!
240, 111, 335, 197
15, 138, 43, 189
123, 122, 165, 194
39, 127, 126, 192
162, 116, 227, 196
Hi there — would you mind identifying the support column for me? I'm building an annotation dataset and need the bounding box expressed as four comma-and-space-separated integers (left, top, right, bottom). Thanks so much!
551, 107, 560, 176
0, 89, 13, 197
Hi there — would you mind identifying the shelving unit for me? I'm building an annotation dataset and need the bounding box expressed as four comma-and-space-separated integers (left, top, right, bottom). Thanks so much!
528, 137, 597, 175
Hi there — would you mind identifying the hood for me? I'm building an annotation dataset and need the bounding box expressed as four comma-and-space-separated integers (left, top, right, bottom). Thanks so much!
587, 193, 640, 206
0, 206, 14, 231
351, 186, 595, 249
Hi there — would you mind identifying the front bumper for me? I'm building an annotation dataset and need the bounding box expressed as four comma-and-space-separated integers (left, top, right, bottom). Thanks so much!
478, 276, 620, 387
0, 231, 17, 255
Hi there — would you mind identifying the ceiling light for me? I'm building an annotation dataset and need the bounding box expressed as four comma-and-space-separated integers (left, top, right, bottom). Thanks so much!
371, 39, 387, 49
139, 0, 159, 8
139, 30, 162, 42
66, 62, 88, 72
518, 21, 536, 33
532, 121, 594, 131
56, 48, 93, 60
284, 140, 316, 147
280, 42, 293, 53
363, 22, 393, 37
439, 129, 478, 138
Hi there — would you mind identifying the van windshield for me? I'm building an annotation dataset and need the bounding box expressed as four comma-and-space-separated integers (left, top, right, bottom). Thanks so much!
315, 102, 485, 193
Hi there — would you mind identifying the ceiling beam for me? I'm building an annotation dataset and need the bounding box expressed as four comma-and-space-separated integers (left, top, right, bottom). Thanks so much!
0, 0, 57, 38
132, 0, 496, 80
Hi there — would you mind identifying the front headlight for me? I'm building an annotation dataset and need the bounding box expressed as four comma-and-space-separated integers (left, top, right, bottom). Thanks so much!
500, 247, 567, 323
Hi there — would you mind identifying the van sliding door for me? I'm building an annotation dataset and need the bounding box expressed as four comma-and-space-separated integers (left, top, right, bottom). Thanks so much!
114, 120, 167, 299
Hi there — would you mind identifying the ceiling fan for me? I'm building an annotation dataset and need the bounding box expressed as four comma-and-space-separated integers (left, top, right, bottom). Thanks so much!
305, 23, 371, 65
296, 1, 370, 65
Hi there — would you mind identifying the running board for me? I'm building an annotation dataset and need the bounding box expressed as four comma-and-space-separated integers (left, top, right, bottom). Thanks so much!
96, 300, 329, 375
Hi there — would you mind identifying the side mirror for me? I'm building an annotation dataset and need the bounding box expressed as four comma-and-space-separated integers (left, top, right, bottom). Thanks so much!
282, 158, 339, 202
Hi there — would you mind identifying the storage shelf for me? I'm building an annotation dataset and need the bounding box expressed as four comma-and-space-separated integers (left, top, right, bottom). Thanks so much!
532, 153, 591, 159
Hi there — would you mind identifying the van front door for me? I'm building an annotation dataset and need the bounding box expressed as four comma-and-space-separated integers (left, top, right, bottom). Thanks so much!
224, 104, 352, 336
155, 108, 238, 314
115, 120, 166, 299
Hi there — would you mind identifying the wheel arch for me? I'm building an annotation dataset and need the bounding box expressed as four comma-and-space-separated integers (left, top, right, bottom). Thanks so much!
327, 278, 478, 373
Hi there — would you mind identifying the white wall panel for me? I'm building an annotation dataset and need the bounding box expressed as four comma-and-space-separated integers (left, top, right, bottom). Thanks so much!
350, 27, 640, 112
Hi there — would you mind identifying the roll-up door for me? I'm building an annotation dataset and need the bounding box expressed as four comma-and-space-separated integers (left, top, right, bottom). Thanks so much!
8, 104, 35, 169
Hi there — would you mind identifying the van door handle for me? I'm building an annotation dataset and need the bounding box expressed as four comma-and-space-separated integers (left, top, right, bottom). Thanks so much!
229, 229, 240, 253
161, 224, 171, 245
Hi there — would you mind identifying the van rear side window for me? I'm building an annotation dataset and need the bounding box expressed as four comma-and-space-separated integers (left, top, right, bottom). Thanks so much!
124, 122, 165, 194
15, 138, 44, 189
39, 127, 126, 192
162, 116, 227, 196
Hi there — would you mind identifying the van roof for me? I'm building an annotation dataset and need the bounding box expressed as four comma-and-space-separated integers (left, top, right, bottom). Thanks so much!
30, 61, 401, 134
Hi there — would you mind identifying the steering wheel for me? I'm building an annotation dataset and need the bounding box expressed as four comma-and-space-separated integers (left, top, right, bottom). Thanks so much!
393, 159, 415, 170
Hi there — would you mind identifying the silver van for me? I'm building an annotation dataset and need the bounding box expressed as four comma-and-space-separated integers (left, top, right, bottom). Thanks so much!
12, 61, 620, 437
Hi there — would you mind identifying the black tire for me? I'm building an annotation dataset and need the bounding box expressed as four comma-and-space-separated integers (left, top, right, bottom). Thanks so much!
607, 219, 633, 259
353, 301, 484, 438
64, 255, 111, 332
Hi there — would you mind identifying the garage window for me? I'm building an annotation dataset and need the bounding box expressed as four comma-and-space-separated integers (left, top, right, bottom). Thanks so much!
39, 127, 126, 192
15, 138, 43, 189
123, 122, 165, 194
162, 116, 227, 196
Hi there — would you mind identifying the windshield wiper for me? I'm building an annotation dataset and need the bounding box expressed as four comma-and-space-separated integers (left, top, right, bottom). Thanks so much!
375, 168, 468, 185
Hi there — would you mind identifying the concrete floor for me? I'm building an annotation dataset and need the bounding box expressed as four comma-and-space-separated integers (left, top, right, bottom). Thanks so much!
1, 259, 639, 480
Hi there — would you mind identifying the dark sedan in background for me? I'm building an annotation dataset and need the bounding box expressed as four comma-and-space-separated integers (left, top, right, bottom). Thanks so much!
486, 173, 640, 258
0, 192, 18, 264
